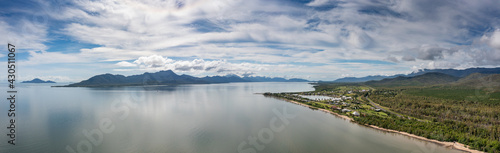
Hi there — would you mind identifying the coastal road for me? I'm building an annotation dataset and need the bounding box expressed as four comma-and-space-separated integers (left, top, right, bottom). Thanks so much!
365, 96, 403, 118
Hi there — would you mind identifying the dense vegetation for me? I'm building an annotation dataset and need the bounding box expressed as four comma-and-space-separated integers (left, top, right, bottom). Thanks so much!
312, 82, 370, 92
355, 113, 500, 152
367, 87, 500, 152
365, 72, 459, 87
309, 72, 500, 152
404, 88, 500, 105
331, 67, 500, 83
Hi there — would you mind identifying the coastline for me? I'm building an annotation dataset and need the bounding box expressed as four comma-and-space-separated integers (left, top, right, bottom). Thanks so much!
276, 97, 484, 153
278, 98, 353, 121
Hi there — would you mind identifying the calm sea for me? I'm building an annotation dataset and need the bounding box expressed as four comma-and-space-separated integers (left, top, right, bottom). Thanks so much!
0, 82, 462, 153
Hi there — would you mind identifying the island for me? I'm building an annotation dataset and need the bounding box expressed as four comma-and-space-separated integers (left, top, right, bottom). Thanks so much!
265, 70, 500, 153
56, 70, 309, 87
21, 78, 56, 83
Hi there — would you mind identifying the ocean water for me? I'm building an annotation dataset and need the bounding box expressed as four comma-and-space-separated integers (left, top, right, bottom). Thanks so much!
0, 82, 462, 153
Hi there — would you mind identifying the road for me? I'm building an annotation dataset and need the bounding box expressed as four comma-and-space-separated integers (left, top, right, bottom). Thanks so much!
365, 96, 403, 118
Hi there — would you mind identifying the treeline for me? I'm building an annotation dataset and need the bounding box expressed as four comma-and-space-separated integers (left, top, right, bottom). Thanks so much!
368, 88, 500, 152
369, 89, 500, 125
312, 82, 365, 92
355, 113, 500, 152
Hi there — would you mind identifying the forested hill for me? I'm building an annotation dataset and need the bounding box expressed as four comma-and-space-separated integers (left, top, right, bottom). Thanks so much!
332, 67, 500, 83
362, 71, 500, 89
452, 73, 500, 90
364, 72, 460, 87
60, 70, 309, 87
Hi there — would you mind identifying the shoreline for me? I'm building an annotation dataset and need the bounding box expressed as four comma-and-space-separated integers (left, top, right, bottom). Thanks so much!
276, 97, 483, 153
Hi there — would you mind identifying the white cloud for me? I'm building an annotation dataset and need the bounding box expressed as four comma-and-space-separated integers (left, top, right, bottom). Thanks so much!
306, 0, 330, 7
22, 50, 87, 65
345, 28, 373, 49
116, 61, 137, 67
404, 43, 500, 70
0, 19, 48, 52
115, 55, 278, 76
481, 29, 500, 50
4, 0, 500, 80
79, 47, 158, 61
133, 55, 174, 68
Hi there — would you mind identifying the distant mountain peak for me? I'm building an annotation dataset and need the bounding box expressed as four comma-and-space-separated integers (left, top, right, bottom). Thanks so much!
224, 74, 240, 77
157, 70, 175, 74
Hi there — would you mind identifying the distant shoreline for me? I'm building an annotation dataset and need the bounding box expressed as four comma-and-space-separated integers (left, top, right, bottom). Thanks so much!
272, 96, 483, 153
53, 81, 312, 88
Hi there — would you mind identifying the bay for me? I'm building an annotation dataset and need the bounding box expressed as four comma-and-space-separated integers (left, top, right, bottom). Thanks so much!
0, 82, 462, 153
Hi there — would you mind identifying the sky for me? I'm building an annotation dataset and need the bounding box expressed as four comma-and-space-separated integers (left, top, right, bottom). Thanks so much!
1, 0, 500, 82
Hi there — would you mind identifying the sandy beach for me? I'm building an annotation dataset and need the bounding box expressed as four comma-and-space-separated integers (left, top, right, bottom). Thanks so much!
277, 97, 484, 153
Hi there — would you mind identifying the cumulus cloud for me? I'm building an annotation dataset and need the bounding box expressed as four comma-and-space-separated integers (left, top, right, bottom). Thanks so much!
412, 44, 500, 70
117, 55, 272, 76
133, 55, 174, 68
481, 29, 500, 50
416, 45, 448, 60
171, 59, 224, 71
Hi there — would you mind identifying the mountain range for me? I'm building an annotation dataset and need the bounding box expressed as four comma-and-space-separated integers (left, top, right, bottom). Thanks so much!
60, 70, 308, 87
332, 67, 500, 82
364, 72, 460, 87
364, 72, 500, 89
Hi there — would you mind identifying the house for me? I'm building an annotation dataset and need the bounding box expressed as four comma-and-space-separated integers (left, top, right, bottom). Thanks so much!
352, 111, 360, 116
341, 109, 351, 113
375, 109, 381, 112
341, 96, 352, 100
